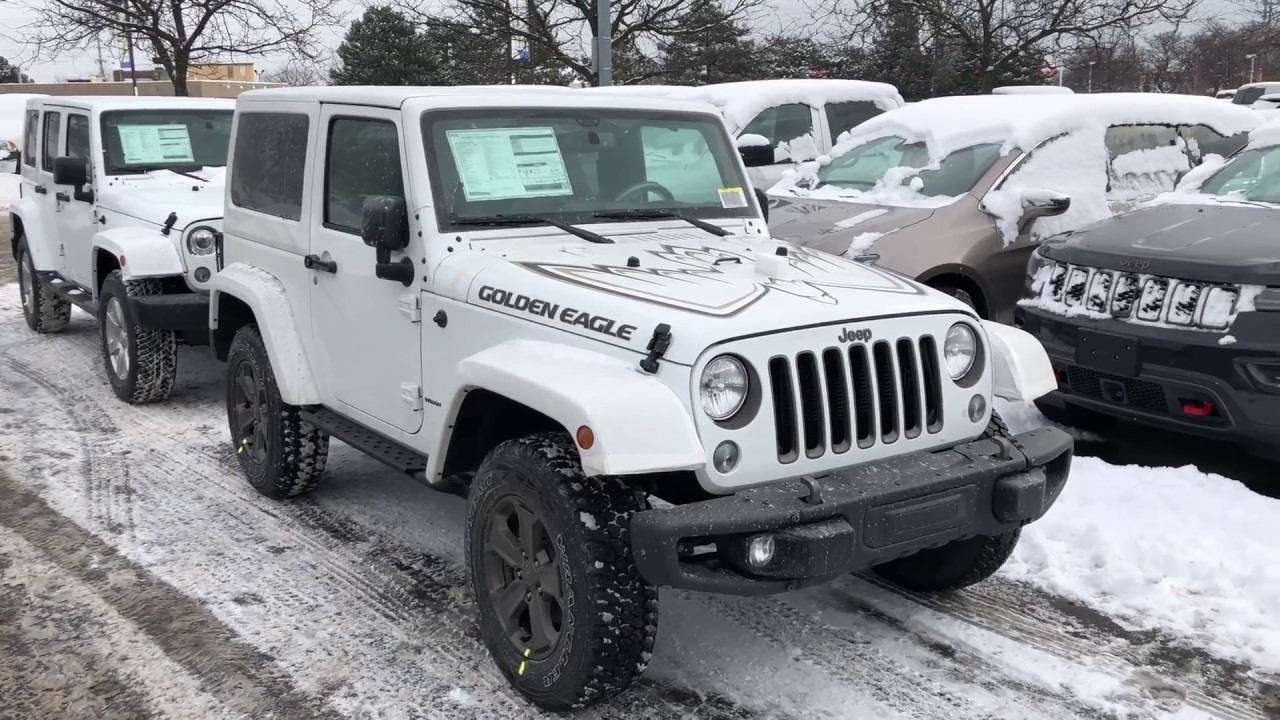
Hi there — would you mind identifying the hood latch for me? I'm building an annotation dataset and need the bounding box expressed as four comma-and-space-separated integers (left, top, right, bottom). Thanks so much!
638, 323, 672, 374
160, 212, 178, 236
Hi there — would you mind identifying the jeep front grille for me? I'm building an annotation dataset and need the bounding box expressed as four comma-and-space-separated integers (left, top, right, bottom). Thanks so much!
1038, 262, 1243, 331
768, 337, 944, 462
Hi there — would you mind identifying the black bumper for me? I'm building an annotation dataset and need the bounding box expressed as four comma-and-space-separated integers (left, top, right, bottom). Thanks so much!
1014, 305, 1280, 448
128, 293, 209, 345
630, 426, 1073, 595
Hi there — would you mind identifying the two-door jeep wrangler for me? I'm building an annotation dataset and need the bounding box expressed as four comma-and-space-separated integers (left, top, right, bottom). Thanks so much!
11, 96, 233, 403
208, 86, 1074, 711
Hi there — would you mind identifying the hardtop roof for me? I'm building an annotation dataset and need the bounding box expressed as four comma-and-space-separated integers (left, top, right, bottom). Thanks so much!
28, 96, 235, 112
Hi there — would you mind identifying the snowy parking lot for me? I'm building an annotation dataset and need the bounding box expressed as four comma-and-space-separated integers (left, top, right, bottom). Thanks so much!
0, 281, 1278, 720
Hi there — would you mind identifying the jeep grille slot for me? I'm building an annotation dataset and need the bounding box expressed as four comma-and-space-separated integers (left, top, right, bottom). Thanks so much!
872, 341, 900, 444
822, 348, 852, 454
919, 336, 944, 433
795, 352, 826, 458
896, 339, 923, 439
768, 357, 799, 463
850, 345, 875, 449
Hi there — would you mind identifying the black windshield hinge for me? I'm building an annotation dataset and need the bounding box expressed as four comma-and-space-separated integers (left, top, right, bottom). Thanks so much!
639, 323, 672, 374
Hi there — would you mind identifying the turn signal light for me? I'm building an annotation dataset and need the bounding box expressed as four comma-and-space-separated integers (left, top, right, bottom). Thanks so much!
576, 425, 595, 450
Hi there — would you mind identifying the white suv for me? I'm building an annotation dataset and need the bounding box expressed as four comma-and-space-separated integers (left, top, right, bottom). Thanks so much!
209, 86, 1073, 711
11, 96, 233, 403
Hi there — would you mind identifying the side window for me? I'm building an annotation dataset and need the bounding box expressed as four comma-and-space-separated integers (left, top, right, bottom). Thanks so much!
22, 110, 38, 167
324, 117, 403, 233
740, 103, 815, 161
230, 112, 309, 221
640, 125, 721, 205
1178, 124, 1247, 162
41, 111, 61, 172
1105, 124, 1187, 201
66, 114, 91, 160
824, 101, 883, 143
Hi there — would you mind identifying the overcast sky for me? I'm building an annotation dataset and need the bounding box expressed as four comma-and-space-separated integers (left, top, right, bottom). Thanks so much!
0, 0, 1250, 82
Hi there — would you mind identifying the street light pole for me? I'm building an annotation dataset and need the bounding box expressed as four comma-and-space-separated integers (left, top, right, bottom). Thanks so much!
593, 0, 611, 86
1247, 53, 1258, 84
1088, 61, 1095, 93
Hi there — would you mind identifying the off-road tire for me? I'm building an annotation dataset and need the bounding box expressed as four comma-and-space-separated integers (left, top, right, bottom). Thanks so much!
15, 236, 70, 333
1034, 399, 1119, 435
99, 271, 177, 404
225, 325, 329, 499
870, 409, 1021, 593
467, 433, 659, 711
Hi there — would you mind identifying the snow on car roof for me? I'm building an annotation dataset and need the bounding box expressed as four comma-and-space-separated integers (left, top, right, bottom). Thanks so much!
589, 79, 904, 131
992, 85, 1075, 95
1244, 114, 1280, 148
839, 92, 1261, 159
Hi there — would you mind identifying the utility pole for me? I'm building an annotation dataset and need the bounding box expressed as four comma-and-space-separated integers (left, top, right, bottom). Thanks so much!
96, 33, 107, 79
593, 0, 611, 86
1088, 61, 1095, 93
1247, 53, 1258, 84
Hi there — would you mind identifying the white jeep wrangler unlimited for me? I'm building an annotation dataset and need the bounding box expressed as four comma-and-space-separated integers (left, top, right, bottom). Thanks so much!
209, 86, 1074, 711
11, 96, 233, 403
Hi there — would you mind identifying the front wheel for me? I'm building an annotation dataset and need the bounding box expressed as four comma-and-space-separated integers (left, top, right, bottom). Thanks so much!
871, 529, 1021, 593
225, 325, 329, 498
467, 433, 658, 711
99, 271, 176, 404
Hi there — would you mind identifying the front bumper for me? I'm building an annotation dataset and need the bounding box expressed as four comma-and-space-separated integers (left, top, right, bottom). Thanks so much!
631, 426, 1072, 595
1014, 305, 1280, 449
129, 293, 209, 346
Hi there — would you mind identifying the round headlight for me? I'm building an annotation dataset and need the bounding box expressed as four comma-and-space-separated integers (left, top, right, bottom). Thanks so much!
944, 323, 978, 380
700, 355, 748, 421
186, 226, 217, 256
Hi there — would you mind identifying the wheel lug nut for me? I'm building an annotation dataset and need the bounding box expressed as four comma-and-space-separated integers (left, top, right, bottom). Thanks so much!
525, 592, 532, 601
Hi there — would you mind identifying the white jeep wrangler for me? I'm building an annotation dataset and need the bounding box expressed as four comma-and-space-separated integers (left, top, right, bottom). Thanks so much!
209, 86, 1074, 711
11, 96, 233, 403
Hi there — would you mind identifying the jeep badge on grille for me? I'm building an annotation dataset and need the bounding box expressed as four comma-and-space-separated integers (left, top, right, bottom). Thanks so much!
838, 327, 873, 343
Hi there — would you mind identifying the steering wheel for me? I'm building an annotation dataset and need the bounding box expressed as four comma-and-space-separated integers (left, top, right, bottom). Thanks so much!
614, 181, 676, 203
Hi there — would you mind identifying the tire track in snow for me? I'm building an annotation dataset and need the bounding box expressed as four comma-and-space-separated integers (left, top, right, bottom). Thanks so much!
0, 342, 771, 720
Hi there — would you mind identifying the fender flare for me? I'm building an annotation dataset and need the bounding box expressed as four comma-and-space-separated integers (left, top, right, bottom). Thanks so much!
209, 262, 321, 406
93, 228, 185, 286
982, 320, 1056, 403
455, 340, 705, 477
9, 201, 58, 271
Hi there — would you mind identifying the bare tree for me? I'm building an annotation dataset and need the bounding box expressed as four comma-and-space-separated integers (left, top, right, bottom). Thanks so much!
262, 55, 329, 86
820, 0, 1202, 91
393, 0, 765, 85
19, 0, 343, 95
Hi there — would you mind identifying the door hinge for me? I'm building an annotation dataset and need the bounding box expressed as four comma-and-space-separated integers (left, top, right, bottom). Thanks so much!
399, 294, 421, 323
400, 383, 423, 411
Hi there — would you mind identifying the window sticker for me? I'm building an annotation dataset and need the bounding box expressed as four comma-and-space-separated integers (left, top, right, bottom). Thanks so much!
117, 125, 196, 164
718, 186, 748, 208
446, 127, 573, 201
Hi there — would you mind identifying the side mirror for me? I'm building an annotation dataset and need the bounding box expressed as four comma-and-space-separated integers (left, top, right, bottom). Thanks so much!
53, 155, 89, 188
754, 187, 770, 223
736, 134, 776, 168
361, 195, 414, 286
360, 195, 409, 251
1020, 188, 1071, 219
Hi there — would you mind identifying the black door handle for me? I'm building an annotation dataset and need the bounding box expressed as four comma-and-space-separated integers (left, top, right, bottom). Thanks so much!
33, 185, 46, 194
55, 191, 70, 202
303, 254, 337, 273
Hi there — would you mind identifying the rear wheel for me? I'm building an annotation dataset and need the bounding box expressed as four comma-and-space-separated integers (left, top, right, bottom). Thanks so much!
99, 271, 177, 404
16, 236, 70, 333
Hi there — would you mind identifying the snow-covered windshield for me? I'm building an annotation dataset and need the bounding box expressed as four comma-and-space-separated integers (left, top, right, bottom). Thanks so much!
1198, 145, 1280, 202
422, 108, 756, 230
816, 135, 1004, 197
100, 109, 233, 176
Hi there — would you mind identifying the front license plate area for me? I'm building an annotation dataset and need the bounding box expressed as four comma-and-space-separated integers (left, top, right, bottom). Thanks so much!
1076, 328, 1140, 376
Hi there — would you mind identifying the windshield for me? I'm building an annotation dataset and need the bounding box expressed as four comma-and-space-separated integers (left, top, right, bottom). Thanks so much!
421, 108, 756, 230
817, 135, 1004, 197
1198, 145, 1280, 202
100, 109, 233, 176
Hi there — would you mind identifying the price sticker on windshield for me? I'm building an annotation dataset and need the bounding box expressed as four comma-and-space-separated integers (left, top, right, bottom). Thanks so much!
717, 186, 747, 208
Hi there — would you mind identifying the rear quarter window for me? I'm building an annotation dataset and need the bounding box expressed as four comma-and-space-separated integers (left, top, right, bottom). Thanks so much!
230, 112, 309, 221
22, 110, 37, 167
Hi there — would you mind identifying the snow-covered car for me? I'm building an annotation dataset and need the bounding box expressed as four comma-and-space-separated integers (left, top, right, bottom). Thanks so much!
11, 96, 233, 403
764, 93, 1259, 323
1217, 88, 1238, 100
588, 79, 904, 187
1233, 82, 1280, 106
209, 85, 1073, 711
1016, 124, 1280, 456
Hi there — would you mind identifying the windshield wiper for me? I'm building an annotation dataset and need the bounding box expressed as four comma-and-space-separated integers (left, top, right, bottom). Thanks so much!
592, 209, 730, 237
449, 214, 613, 244
122, 165, 207, 181
166, 168, 208, 182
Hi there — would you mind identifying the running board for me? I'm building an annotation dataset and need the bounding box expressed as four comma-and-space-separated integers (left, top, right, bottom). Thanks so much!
37, 272, 98, 316
299, 407, 428, 475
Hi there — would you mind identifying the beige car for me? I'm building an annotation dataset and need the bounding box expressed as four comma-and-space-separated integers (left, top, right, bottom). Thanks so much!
764, 93, 1258, 322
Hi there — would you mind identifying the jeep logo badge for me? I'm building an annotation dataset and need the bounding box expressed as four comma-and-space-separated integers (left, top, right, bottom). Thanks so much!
1120, 257, 1150, 271
838, 327, 872, 343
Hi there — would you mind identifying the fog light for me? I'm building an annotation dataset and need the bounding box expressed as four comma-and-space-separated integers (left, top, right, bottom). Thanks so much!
968, 394, 986, 422
194, 266, 211, 283
747, 535, 775, 568
712, 441, 740, 474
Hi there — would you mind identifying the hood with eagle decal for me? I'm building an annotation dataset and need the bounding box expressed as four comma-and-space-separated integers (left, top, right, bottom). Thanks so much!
448, 231, 976, 365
